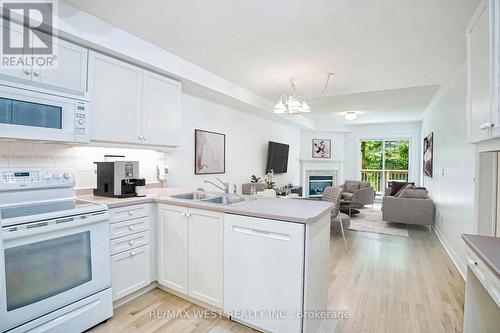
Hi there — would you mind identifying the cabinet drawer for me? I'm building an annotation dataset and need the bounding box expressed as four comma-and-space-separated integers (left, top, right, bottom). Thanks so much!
110, 204, 148, 223
110, 231, 149, 255
466, 248, 488, 285
487, 270, 500, 308
110, 217, 149, 239
111, 244, 150, 300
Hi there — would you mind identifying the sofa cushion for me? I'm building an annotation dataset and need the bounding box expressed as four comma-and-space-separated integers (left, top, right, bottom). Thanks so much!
342, 192, 353, 200
345, 181, 360, 193
390, 182, 410, 196
359, 181, 371, 188
399, 188, 429, 199
395, 183, 413, 197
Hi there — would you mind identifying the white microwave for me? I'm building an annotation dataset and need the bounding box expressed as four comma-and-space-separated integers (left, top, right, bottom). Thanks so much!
0, 85, 89, 143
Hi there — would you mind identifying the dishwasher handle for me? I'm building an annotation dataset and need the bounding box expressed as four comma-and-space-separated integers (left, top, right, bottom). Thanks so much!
232, 226, 291, 241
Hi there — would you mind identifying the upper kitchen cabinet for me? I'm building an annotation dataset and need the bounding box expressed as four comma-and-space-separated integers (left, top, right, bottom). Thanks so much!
0, 24, 88, 98
466, 0, 495, 143
88, 51, 181, 147
33, 32, 88, 96
89, 51, 142, 144
141, 71, 181, 146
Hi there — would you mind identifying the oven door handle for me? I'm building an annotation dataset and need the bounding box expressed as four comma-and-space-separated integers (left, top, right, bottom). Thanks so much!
2, 212, 109, 241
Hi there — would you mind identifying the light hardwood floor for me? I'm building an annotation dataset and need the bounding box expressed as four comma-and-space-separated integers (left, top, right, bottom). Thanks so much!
88, 224, 465, 333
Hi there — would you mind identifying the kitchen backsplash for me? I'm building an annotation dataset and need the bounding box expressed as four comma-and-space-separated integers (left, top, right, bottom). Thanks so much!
0, 141, 168, 189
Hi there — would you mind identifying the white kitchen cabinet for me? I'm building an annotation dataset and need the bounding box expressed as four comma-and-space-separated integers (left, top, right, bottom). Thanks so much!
141, 71, 181, 146
111, 245, 150, 300
157, 204, 189, 293
188, 208, 224, 308
89, 51, 142, 144
0, 25, 87, 97
88, 51, 181, 147
0, 22, 24, 80
465, 0, 500, 143
467, 0, 494, 142
108, 203, 154, 301
33, 32, 88, 95
157, 204, 224, 307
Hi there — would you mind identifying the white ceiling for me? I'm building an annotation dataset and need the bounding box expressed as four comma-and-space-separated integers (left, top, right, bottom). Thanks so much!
64, 0, 479, 127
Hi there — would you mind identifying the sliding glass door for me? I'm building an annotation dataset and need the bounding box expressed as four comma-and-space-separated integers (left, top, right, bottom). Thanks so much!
360, 139, 409, 194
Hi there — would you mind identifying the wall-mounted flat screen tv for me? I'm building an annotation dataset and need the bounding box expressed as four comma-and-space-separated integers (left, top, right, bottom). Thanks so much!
266, 141, 289, 174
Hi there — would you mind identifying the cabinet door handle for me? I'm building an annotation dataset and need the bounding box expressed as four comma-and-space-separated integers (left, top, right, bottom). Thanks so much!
129, 240, 135, 246
130, 251, 136, 257
24, 69, 31, 76
186, 212, 191, 217
138, 135, 143, 140
33, 71, 40, 77
479, 122, 494, 130
128, 211, 134, 216
181, 212, 186, 217
128, 226, 134, 231
143, 136, 147, 141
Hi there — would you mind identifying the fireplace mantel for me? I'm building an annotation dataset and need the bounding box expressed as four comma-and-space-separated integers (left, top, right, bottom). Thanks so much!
300, 158, 343, 197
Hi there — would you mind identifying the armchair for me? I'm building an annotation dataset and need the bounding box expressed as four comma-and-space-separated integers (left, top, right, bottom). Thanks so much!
340, 180, 375, 206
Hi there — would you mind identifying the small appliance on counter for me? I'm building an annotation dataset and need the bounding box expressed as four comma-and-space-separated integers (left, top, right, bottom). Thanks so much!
94, 161, 146, 198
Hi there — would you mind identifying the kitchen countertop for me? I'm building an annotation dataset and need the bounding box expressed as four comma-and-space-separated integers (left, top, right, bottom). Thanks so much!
462, 234, 500, 278
78, 188, 333, 224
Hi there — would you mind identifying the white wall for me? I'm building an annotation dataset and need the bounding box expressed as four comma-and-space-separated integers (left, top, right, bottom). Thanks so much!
343, 122, 422, 184
421, 64, 475, 278
167, 93, 301, 192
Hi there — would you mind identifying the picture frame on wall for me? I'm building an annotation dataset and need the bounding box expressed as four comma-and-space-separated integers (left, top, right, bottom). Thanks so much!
312, 139, 331, 158
423, 132, 433, 177
195, 129, 226, 175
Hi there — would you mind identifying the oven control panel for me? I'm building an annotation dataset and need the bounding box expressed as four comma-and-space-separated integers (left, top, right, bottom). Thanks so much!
0, 169, 75, 189
3, 171, 40, 183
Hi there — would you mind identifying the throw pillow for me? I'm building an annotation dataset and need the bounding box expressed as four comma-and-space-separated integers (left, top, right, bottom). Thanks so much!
389, 182, 409, 196
345, 181, 359, 193
399, 188, 429, 199
394, 183, 413, 197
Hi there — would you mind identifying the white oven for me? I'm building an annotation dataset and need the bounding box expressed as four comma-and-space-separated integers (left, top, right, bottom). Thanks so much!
0, 169, 112, 333
0, 85, 89, 143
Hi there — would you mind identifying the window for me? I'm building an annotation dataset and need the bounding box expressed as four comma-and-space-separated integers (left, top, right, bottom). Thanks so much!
360, 139, 410, 194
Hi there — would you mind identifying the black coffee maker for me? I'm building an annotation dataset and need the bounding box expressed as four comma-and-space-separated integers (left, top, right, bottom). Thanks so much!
94, 161, 146, 198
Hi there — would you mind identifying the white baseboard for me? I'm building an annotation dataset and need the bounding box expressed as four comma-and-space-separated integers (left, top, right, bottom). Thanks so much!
433, 225, 466, 281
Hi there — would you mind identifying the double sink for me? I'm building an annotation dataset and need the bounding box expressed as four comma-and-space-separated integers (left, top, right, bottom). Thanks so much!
168, 192, 250, 205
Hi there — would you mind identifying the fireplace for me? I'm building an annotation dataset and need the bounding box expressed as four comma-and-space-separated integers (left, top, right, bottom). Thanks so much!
308, 175, 334, 198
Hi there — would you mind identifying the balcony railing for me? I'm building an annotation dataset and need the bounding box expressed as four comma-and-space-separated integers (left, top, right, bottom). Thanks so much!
361, 169, 409, 194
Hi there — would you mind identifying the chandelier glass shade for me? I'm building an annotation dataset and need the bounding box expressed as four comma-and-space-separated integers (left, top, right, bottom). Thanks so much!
273, 79, 311, 114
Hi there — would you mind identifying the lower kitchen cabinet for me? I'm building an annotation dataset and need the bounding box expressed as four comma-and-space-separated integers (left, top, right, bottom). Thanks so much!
188, 208, 224, 308
157, 204, 224, 308
108, 203, 154, 301
157, 204, 189, 293
111, 245, 150, 300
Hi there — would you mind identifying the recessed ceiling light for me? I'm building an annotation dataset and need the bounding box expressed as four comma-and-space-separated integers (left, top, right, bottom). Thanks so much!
345, 111, 357, 120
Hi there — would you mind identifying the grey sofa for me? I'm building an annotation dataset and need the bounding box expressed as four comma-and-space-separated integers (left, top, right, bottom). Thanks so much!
340, 180, 375, 206
381, 188, 434, 226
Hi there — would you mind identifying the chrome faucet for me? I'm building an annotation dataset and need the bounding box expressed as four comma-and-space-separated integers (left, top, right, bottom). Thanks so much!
204, 178, 229, 194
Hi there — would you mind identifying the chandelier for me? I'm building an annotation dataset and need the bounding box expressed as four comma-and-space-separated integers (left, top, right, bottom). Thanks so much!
273, 79, 311, 114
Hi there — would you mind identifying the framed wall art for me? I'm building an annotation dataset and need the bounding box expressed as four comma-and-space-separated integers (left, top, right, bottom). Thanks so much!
195, 129, 226, 174
312, 139, 331, 158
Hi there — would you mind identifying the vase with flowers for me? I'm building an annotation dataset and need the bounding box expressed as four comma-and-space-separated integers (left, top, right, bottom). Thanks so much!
262, 169, 277, 197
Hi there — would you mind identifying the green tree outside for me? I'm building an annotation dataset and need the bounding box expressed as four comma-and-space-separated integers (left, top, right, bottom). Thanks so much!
361, 140, 409, 170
